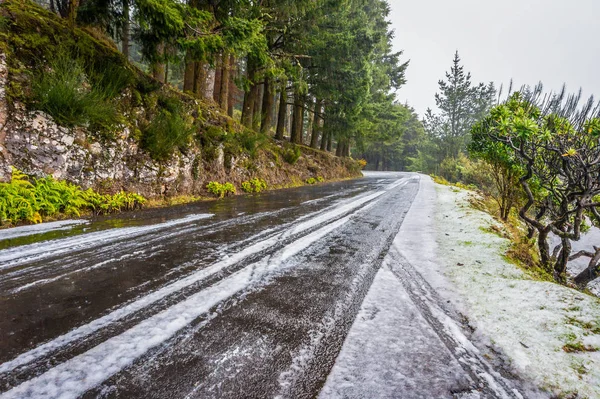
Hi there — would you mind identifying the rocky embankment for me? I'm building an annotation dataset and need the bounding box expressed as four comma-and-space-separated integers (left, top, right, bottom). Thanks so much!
0, 2, 360, 199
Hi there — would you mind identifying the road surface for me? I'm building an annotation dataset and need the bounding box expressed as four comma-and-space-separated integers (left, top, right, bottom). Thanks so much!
0, 172, 533, 398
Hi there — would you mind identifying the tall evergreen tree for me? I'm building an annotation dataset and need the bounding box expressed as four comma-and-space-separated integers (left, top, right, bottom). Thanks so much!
424, 51, 495, 159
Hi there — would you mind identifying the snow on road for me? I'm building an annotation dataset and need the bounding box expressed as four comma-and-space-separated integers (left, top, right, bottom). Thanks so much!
319, 266, 472, 398
0, 219, 88, 241
2, 214, 359, 399
3, 173, 598, 398
322, 175, 535, 399
0, 214, 214, 268
0, 177, 406, 398
324, 175, 600, 398
0, 185, 394, 378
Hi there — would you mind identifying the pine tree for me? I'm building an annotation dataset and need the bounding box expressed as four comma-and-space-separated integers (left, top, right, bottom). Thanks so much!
426, 51, 495, 159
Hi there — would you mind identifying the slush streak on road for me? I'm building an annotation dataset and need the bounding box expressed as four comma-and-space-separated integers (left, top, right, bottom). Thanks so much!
0, 173, 534, 398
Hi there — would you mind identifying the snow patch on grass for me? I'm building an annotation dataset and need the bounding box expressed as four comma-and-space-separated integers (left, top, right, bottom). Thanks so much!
434, 182, 600, 398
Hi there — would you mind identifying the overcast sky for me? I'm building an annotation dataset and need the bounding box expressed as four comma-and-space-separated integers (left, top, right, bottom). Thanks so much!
388, 0, 600, 117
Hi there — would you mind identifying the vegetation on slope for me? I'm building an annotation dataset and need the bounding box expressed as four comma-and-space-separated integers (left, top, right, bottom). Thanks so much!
1, 0, 409, 161
0, 0, 367, 209
0, 168, 145, 226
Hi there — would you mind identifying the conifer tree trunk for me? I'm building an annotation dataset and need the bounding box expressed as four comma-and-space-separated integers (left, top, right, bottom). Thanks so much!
193, 62, 205, 98
335, 140, 343, 156
152, 44, 166, 83
260, 78, 275, 134
183, 53, 195, 93
227, 58, 236, 117
252, 84, 263, 131
219, 54, 230, 111
67, 0, 79, 26
320, 117, 328, 151
275, 89, 287, 140
242, 85, 259, 128
241, 58, 258, 128
205, 67, 216, 98
286, 99, 293, 138
291, 94, 304, 144
305, 102, 314, 145
241, 87, 255, 128
327, 132, 333, 152
213, 54, 222, 103
320, 131, 328, 151
310, 99, 323, 148
122, 0, 130, 59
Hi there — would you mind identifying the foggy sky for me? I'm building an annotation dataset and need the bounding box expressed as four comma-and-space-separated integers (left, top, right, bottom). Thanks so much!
388, 0, 600, 117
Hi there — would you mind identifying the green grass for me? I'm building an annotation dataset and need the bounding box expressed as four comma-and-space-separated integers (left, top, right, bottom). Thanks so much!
31, 51, 119, 130
283, 145, 301, 165
141, 108, 193, 161
237, 129, 268, 159
565, 316, 600, 335
563, 341, 599, 353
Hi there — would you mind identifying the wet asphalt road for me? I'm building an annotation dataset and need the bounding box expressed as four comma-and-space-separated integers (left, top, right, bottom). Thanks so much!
0, 172, 532, 398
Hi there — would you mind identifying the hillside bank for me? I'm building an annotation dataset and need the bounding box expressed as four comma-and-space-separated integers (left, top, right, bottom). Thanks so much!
0, 0, 361, 201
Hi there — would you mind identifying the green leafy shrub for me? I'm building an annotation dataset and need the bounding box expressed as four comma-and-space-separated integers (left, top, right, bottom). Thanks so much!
283, 145, 301, 165
241, 178, 267, 193
0, 168, 146, 226
206, 181, 236, 198
31, 51, 118, 129
306, 176, 324, 185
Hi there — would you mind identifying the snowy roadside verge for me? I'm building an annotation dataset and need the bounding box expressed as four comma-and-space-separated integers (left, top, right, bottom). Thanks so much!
427, 179, 600, 398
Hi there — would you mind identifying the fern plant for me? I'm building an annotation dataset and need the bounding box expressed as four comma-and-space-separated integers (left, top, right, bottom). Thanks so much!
0, 168, 146, 226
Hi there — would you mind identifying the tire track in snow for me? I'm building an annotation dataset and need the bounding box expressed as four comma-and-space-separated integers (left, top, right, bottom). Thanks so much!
0, 214, 214, 270
0, 220, 88, 241
0, 183, 400, 390
386, 248, 523, 399
275, 179, 418, 398
0, 189, 388, 399
0, 185, 372, 292
0, 204, 319, 292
